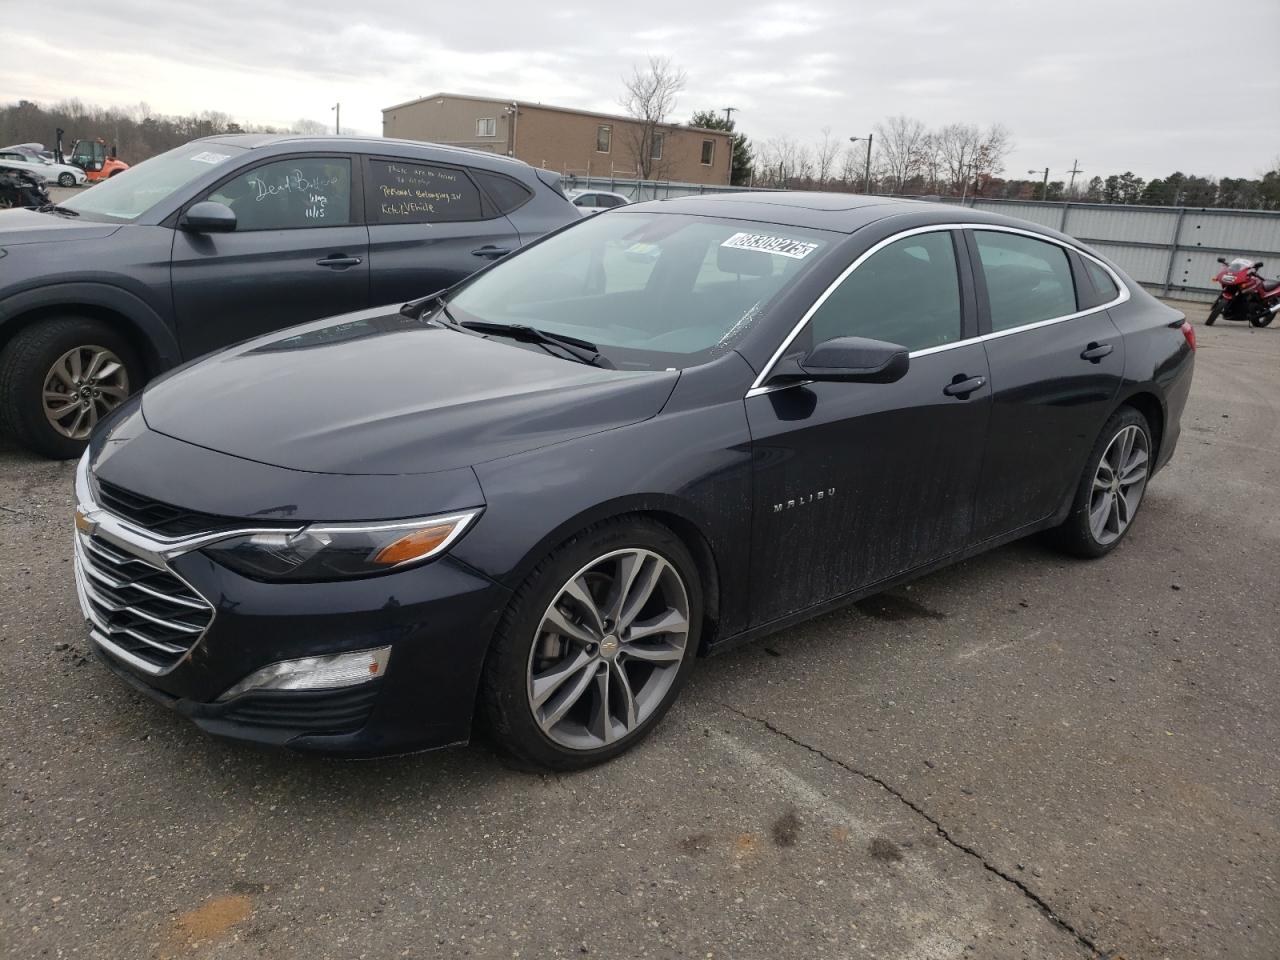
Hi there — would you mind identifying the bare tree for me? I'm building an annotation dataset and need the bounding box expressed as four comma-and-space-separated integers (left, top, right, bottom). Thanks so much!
971, 123, 1011, 194
814, 127, 840, 187
756, 136, 804, 187
619, 55, 687, 179
838, 144, 861, 187
937, 122, 1011, 196
291, 118, 329, 135
873, 115, 928, 192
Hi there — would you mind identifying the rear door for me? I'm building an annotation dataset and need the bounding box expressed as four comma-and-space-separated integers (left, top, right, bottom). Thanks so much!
968, 228, 1125, 542
170, 153, 368, 358
363, 157, 524, 305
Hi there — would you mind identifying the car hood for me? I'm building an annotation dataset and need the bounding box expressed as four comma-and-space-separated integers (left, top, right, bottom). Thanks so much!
141, 307, 680, 476
0, 208, 122, 245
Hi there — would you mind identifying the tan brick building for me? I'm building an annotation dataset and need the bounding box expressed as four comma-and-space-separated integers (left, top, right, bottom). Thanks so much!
382, 93, 733, 186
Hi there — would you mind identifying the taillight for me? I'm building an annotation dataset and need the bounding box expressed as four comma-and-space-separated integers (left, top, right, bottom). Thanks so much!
1180, 320, 1196, 351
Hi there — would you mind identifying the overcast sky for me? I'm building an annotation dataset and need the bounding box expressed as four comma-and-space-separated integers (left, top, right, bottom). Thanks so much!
7, 0, 1279, 182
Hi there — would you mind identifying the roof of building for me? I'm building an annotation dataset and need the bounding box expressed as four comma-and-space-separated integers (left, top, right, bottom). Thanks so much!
381, 92, 733, 138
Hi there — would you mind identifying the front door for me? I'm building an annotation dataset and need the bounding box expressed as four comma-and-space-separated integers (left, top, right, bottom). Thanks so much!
170, 154, 369, 359
966, 229, 1125, 542
362, 157, 522, 305
747, 229, 992, 625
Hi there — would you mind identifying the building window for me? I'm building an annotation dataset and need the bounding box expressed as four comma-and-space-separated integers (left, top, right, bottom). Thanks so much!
596, 124, 612, 154
476, 118, 496, 137
700, 139, 715, 165
650, 133, 664, 161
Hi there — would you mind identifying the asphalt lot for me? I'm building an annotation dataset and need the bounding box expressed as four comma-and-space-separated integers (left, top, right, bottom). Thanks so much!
1, 300, 1277, 960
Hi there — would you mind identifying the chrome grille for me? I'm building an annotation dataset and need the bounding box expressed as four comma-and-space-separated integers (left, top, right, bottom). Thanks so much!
73, 530, 213, 674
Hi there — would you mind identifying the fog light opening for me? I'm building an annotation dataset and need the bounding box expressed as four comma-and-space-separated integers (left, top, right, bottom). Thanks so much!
218, 646, 392, 702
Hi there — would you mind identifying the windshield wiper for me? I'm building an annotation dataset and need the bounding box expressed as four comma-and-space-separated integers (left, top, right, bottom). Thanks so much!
36, 203, 79, 217
459, 320, 614, 368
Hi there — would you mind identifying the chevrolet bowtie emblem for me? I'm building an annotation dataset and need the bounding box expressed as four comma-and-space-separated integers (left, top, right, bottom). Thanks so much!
74, 508, 97, 535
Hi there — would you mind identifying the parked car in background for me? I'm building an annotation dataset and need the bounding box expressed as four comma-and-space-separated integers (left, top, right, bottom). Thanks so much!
0, 134, 578, 457
71, 193, 1194, 768
0, 165, 50, 209
0, 147, 88, 187
568, 189, 629, 215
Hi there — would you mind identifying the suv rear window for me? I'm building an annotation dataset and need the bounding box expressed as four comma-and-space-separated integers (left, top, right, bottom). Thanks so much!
367, 160, 483, 223
473, 170, 532, 216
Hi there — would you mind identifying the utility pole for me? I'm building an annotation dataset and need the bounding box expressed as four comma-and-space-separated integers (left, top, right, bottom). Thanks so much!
332, 103, 341, 135
849, 134, 873, 194
1029, 167, 1049, 200
722, 107, 737, 126
1066, 159, 1083, 197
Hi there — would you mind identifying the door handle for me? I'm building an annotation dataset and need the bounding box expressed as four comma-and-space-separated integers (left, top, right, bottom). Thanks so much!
943, 375, 986, 399
471, 245, 512, 259
316, 255, 362, 268
1080, 342, 1113, 362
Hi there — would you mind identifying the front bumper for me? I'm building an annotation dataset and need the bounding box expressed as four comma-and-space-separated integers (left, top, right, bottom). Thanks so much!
73, 452, 510, 756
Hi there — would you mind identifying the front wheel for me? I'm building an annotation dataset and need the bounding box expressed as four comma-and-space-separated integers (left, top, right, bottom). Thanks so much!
1205, 298, 1222, 325
480, 518, 701, 770
1048, 407, 1153, 558
57, 172, 75, 187
0, 317, 142, 459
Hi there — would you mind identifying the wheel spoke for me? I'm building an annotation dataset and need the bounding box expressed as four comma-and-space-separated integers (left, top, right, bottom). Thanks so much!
83, 349, 108, 381
605, 552, 644, 623
1090, 491, 1113, 540
561, 576, 605, 637
97, 384, 129, 401
67, 349, 83, 382
621, 640, 684, 664
543, 603, 598, 647
1120, 450, 1148, 486
611, 660, 638, 731
626, 608, 688, 642
587, 667, 613, 744
619, 557, 664, 630
530, 648, 593, 709
538, 660, 597, 732
94, 359, 123, 382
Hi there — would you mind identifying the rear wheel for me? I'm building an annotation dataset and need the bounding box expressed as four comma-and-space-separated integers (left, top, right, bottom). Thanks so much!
480, 518, 701, 770
57, 172, 75, 187
0, 317, 141, 459
1049, 407, 1152, 558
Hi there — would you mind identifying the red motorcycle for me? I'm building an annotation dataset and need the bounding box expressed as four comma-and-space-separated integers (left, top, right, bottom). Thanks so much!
1207, 256, 1279, 327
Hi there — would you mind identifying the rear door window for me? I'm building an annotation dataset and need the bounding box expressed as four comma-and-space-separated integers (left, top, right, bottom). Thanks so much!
206, 157, 352, 230
366, 159, 484, 223
974, 230, 1078, 331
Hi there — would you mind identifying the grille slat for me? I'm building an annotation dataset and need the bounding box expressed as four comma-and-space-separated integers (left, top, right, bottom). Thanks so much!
94, 479, 240, 537
75, 531, 213, 672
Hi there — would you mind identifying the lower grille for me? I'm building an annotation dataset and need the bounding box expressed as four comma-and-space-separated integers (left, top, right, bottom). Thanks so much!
218, 685, 381, 735
73, 531, 213, 673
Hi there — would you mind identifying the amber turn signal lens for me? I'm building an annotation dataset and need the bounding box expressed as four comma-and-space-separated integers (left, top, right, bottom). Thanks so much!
372, 523, 459, 566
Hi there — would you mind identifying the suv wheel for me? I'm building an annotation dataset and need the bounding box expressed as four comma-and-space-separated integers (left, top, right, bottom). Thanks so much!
0, 317, 141, 459
1049, 406, 1153, 558
481, 518, 701, 770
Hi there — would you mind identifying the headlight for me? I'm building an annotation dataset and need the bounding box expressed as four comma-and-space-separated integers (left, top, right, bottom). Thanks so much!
201, 509, 481, 582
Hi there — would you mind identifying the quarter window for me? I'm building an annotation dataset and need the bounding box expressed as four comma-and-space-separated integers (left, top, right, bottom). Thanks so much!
807, 231, 963, 353
1084, 258, 1120, 304
206, 157, 352, 231
366, 160, 483, 223
700, 140, 715, 165
974, 230, 1078, 331
472, 170, 532, 215
596, 125, 612, 154
476, 118, 496, 137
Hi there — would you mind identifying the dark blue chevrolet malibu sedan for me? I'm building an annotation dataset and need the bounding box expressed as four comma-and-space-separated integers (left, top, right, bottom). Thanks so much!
71, 193, 1195, 769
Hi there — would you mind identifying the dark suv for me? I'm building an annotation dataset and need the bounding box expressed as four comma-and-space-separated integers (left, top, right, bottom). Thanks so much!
0, 135, 577, 457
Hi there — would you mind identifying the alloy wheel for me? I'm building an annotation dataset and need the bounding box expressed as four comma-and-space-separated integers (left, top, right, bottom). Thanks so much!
527, 548, 690, 751
42, 345, 130, 439
1089, 424, 1149, 546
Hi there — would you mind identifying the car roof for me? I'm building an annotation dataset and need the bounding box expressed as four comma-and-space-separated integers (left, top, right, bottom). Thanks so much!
193, 133, 535, 174
626, 192, 1058, 236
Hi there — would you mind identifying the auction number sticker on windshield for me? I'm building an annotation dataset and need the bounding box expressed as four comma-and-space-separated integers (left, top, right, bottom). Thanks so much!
190, 151, 231, 165
721, 232, 819, 260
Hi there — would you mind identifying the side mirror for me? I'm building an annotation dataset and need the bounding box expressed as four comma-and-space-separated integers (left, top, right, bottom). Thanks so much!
769, 336, 910, 386
180, 200, 237, 233
1217, 257, 1228, 265
1254, 261, 1264, 269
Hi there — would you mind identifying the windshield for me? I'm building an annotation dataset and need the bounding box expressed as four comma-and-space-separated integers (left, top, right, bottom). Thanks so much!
1224, 257, 1255, 272
61, 142, 246, 221
447, 212, 832, 369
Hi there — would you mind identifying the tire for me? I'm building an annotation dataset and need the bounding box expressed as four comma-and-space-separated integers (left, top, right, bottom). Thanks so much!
1249, 310, 1273, 328
480, 517, 702, 771
1048, 406, 1153, 559
0, 317, 142, 459
1205, 299, 1222, 325
57, 172, 75, 187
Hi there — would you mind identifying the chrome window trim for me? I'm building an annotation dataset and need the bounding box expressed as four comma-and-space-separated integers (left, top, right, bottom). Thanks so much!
745, 222, 1130, 398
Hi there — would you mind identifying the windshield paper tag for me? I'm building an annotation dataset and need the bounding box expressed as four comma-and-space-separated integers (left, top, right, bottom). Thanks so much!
721, 232, 818, 260
190, 151, 231, 165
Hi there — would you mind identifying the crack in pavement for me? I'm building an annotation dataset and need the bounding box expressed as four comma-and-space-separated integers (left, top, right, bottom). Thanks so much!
718, 702, 1109, 959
